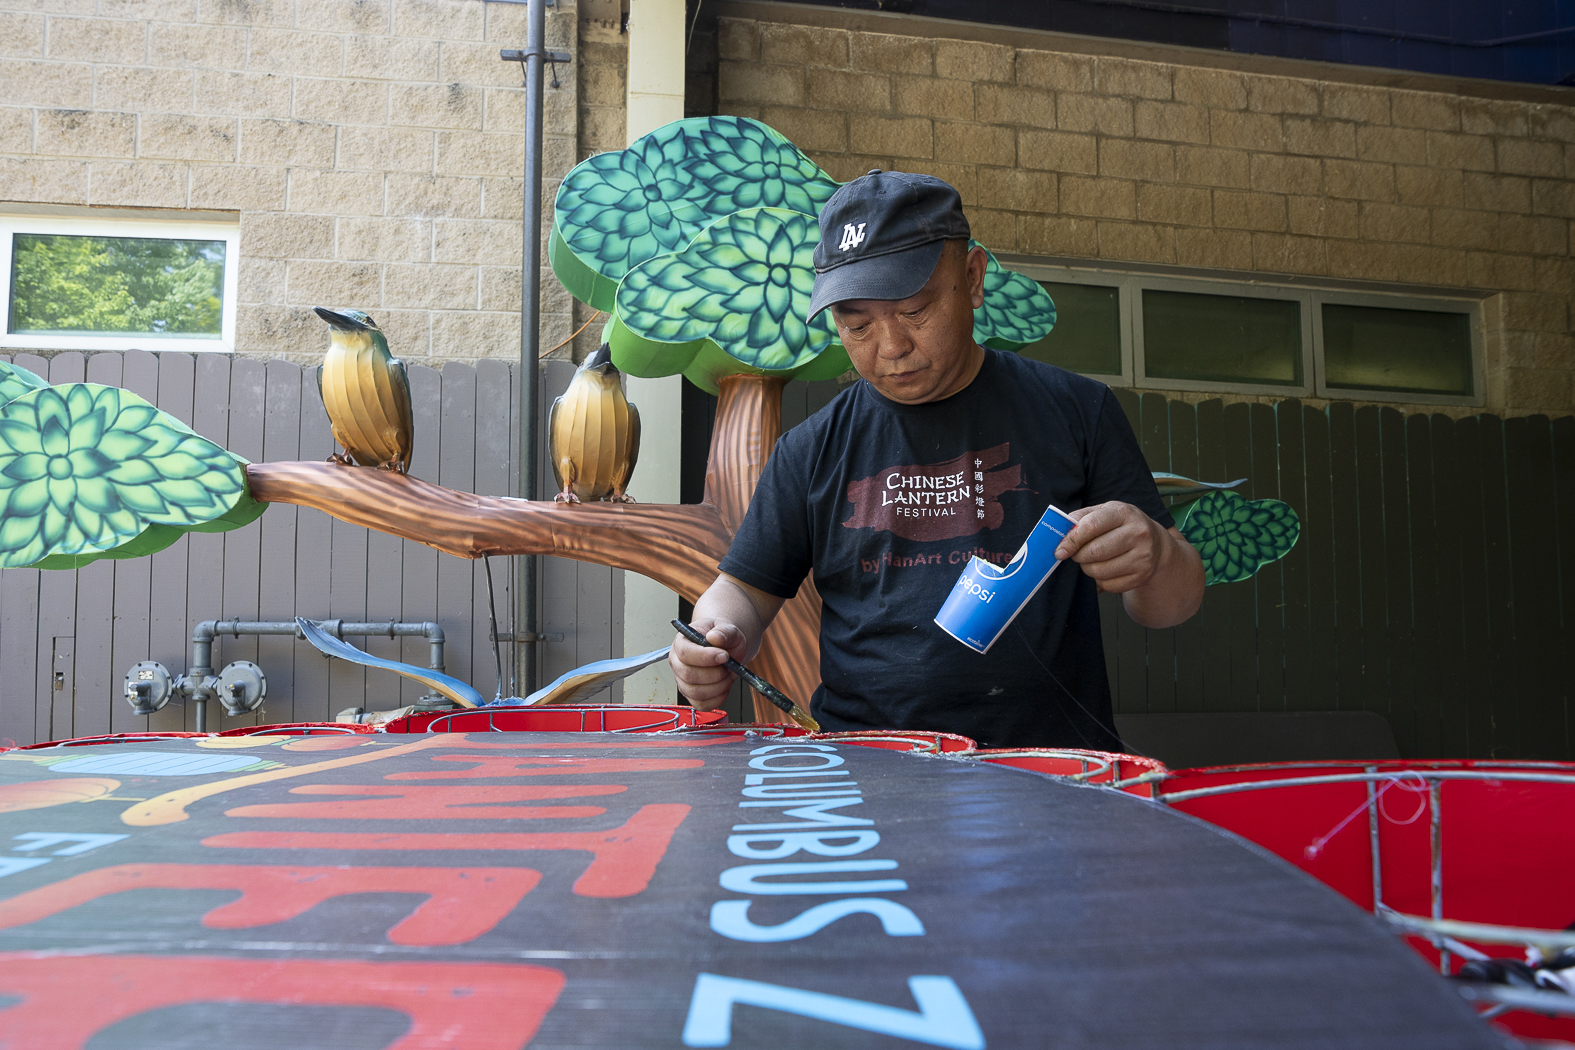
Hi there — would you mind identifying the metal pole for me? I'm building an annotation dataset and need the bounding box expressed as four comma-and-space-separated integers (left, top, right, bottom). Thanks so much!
1429, 778, 1446, 974
1365, 766, 1383, 914
515, 0, 546, 695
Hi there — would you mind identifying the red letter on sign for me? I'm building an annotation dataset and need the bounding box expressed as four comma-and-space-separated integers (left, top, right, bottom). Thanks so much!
0, 953, 564, 1050
205, 803, 691, 897
0, 864, 540, 946
226, 783, 627, 819
385, 756, 704, 780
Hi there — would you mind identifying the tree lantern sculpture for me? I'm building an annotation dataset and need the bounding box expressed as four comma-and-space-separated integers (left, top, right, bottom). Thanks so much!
543, 116, 1060, 718
0, 117, 1297, 721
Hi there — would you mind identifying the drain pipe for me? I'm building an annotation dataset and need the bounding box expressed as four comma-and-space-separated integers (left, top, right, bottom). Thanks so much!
187, 619, 447, 730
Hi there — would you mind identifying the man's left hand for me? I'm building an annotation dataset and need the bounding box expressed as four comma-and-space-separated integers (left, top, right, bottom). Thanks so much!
1054, 501, 1166, 593
1054, 501, 1206, 629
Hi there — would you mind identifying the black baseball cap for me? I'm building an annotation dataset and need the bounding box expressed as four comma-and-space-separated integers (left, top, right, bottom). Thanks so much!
807, 170, 971, 322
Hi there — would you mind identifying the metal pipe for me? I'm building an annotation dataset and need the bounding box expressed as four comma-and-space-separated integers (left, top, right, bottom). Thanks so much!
1430, 778, 1446, 974
188, 619, 448, 731
1159, 768, 1575, 803
1175, 758, 1575, 774
1365, 765, 1383, 914
1452, 983, 1575, 1020
515, 0, 546, 697
1380, 908, 1575, 952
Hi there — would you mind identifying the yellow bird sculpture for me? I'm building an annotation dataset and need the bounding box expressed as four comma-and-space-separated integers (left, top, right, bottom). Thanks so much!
549, 344, 640, 503
314, 307, 414, 473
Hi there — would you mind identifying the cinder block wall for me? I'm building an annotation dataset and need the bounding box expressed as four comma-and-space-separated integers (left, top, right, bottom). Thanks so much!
570, 4, 626, 362
0, 0, 578, 368
699, 5, 1575, 416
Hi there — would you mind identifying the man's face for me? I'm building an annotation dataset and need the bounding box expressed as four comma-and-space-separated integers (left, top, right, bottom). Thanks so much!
829, 243, 988, 405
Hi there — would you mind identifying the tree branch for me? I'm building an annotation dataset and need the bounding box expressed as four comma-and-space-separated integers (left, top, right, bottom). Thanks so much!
246, 461, 732, 604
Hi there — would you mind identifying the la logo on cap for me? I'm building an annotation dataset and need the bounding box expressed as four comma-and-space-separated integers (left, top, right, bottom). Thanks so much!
838, 222, 866, 251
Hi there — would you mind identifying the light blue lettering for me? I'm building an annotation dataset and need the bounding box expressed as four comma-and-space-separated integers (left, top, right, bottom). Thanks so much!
749, 743, 837, 755
726, 830, 879, 859
681, 974, 983, 1049
739, 782, 859, 799
733, 798, 872, 829
748, 753, 844, 771
718, 860, 905, 895
708, 898, 924, 942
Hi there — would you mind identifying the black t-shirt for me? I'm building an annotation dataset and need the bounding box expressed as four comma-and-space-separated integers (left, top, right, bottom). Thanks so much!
719, 350, 1172, 750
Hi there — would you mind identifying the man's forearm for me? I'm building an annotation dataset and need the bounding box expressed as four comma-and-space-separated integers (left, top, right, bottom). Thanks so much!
1121, 526, 1205, 629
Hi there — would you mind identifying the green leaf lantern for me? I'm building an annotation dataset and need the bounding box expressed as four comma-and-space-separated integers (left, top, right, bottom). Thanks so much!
552, 115, 1060, 388
0, 384, 264, 569
550, 116, 840, 313
1176, 489, 1301, 585
0, 361, 49, 408
973, 243, 1057, 351
609, 207, 851, 394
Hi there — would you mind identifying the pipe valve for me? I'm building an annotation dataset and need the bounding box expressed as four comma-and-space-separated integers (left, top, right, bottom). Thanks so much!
123, 662, 172, 716
217, 661, 267, 717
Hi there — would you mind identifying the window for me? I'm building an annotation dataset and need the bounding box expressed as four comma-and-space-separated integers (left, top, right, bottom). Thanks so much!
1020, 280, 1124, 378
1010, 263, 1483, 407
1319, 301, 1474, 397
1, 214, 239, 353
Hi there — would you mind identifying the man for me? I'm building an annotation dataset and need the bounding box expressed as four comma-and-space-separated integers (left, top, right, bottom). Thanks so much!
670, 170, 1204, 749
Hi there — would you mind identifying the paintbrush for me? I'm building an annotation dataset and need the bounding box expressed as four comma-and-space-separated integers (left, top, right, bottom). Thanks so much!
671, 619, 820, 732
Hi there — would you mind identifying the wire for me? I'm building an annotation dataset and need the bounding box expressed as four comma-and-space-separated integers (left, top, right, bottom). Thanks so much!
687, 0, 704, 53
1011, 621, 1148, 756
1303, 772, 1428, 860
541, 311, 604, 358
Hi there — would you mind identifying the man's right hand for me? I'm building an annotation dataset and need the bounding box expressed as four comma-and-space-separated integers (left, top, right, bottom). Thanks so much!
669, 619, 747, 710
669, 573, 786, 711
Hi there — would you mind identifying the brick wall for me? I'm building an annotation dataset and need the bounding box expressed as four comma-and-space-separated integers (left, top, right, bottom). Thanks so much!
702, 8, 1575, 416
0, 0, 577, 368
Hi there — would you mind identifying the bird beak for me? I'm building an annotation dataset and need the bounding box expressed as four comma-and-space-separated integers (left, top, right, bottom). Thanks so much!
584, 344, 616, 375
314, 307, 372, 331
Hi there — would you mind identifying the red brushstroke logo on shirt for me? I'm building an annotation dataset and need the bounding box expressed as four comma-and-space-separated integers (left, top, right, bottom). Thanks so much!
841, 442, 1026, 541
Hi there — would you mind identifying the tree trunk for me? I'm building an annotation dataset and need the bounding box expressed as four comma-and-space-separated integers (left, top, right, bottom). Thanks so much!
246, 372, 824, 722
704, 374, 823, 722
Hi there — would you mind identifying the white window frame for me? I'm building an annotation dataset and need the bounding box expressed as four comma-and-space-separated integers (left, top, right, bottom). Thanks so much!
1011, 261, 1486, 408
1133, 275, 1315, 398
1309, 290, 1484, 407
0, 213, 239, 354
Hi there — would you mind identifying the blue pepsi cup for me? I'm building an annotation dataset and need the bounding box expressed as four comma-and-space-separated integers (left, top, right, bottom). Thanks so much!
934, 503, 1077, 654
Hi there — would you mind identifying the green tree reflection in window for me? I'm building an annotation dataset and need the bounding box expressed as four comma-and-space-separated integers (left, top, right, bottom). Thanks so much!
9, 234, 225, 337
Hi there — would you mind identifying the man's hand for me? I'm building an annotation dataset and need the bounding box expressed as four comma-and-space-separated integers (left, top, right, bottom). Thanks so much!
670, 619, 748, 710
1054, 502, 1168, 593
669, 574, 785, 711
1054, 501, 1204, 629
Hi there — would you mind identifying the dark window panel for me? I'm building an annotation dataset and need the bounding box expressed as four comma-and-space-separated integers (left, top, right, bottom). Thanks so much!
1321, 302, 1474, 396
1141, 289, 1302, 387
1019, 281, 1123, 377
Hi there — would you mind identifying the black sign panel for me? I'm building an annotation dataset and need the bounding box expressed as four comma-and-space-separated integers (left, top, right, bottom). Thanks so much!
0, 732, 1495, 1048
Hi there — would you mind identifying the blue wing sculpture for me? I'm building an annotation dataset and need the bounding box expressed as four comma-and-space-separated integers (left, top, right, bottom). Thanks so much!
296, 617, 485, 709
507, 647, 674, 707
